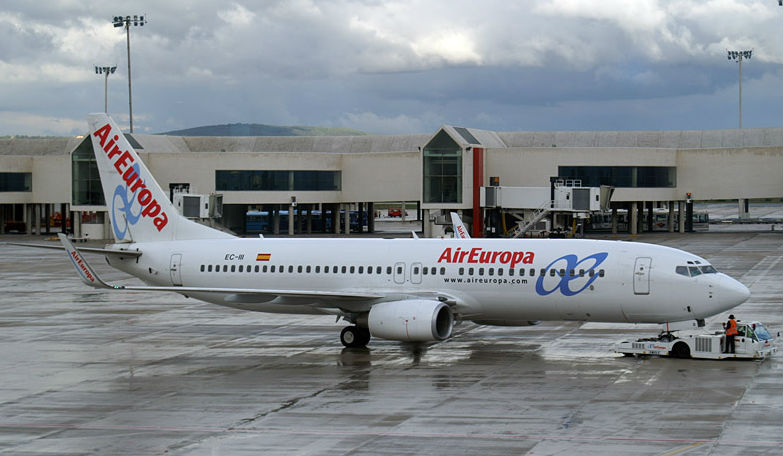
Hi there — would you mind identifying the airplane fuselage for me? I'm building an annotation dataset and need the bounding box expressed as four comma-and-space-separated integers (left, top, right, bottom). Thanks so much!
107, 237, 748, 325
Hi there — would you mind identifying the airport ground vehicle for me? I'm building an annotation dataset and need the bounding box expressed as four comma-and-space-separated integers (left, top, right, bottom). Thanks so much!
614, 321, 777, 359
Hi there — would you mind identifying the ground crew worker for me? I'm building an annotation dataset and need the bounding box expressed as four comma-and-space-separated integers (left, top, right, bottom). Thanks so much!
723, 314, 738, 353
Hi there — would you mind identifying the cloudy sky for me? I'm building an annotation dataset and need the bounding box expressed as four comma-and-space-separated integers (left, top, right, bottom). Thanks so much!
1, 0, 782, 136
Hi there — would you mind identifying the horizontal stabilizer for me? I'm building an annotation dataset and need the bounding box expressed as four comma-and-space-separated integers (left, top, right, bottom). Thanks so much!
5, 241, 141, 258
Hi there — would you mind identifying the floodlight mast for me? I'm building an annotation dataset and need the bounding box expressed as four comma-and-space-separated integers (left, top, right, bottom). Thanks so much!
94, 66, 117, 113
112, 15, 146, 133
727, 49, 752, 129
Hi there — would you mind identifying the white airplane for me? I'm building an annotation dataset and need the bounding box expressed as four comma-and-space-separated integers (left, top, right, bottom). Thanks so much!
49, 114, 752, 348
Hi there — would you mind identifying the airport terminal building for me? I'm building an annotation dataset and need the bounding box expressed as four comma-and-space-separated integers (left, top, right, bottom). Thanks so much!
1, 125, 781, 239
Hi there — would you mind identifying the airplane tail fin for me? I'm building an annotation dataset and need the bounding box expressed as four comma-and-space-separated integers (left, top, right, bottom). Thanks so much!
450, 212, 470, 239
87, 114, 233, 243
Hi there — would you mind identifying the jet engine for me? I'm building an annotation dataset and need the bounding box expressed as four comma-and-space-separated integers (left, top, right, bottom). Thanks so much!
367, 299, 454, 342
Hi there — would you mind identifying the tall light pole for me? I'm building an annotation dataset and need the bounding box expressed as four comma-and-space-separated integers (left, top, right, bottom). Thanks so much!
727, 49, 752, 129
112, 15, 146, 133
94, 66, 117, 113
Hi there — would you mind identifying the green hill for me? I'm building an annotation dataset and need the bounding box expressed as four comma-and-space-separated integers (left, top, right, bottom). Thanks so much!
158, 123, 368, 137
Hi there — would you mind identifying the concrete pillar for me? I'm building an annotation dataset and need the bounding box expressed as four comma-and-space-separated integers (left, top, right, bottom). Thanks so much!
103, 213, 111, 240
34, 204, 41, 235
306, 205, 313, 234
611, 207, 618, 234
367, 202, 375, 233
333, 205, 340, 235
401, 202, 406, 222
74, 211, 82, 238
678, 201, 685, 233
667, 201, 675, 233
422, 209, 431, 238
630, 202, 638, 235
344, 203, 351, 235
273, 207, 280, 235
738, 198, 750, 219
637, 202, 644, 234
44, 204, 51, 234
646, 201, 654, 232
288, 204, 295, 235
296, 206, 303, 233
24, 204, 31, 235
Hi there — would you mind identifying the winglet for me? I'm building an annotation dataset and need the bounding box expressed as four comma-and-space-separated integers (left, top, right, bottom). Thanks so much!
57, 233, 112, 289
450, 212, 471, 239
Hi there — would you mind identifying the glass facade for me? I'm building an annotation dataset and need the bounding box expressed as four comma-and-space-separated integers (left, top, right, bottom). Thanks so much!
0, 172, 31, 192
423, 130, 462, 203
558, 166, 676, 188
216, 170, 341, 191
71, 137, 105, 205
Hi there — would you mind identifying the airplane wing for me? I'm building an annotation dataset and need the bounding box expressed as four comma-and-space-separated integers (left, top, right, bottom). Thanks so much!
57, 233, 382, 302
4, 240, 142, 258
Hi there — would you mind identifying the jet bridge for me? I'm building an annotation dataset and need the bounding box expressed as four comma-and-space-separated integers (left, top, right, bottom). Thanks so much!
480, 180, 610, 238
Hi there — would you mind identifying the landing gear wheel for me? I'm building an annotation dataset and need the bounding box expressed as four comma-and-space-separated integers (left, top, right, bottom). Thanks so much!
340, 326, 371, 348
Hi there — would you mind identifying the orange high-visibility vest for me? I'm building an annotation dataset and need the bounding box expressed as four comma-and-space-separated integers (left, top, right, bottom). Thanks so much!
726, 319, 738, 336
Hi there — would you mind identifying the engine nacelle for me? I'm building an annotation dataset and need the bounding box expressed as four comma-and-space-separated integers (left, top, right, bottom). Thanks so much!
368, 299, 454, 342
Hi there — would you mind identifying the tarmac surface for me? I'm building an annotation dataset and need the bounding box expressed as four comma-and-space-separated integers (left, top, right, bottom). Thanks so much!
0, 231, 781, 455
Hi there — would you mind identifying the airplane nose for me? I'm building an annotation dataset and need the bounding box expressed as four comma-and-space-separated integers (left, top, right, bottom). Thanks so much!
717, 275, 751, 309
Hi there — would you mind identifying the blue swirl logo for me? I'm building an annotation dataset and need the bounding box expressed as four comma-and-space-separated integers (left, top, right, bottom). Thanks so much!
110, 163, 142, 240
535, 252, 608, 296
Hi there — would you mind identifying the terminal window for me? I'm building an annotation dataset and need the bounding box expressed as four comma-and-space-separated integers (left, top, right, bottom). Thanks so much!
216, 170, 341, 191
0, 172, 32, 192
71, 137, 105, 205
423, 130, 462, 204
558, 166, 676, 188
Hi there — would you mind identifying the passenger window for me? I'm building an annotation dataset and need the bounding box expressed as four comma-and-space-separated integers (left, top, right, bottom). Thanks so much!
200, 265, 205, 272
238, 265, 243, 272
367, 266, 372, 274
207, 265, 212, 272
350, 266, 355, 274
468, 267, 474, 275
498, 268, 504, 276
509, 268, 515, 276
688, 266, 701, 277
306, 266, 311, 273
215, 264, 219, 272
440, 267, 445, 275
569, 269, 575, 277
359, 266, 364, 274
376, 266, 382, 274
459, 267, 464, 275
675, 266, 688, 276
530, 268, 535, 277
231, 265, 236, 272
422, 267, 428, 275
289, 266, 294, 273
270, 265, 276, 273
413, 266, 419, 274
589, 269, 595, 277
541, 269, 546, 276
479, 268, 484, 276
223, 265, 228, 272
598, 269, 605, 277
488, 268, 494, 276
396, 266, 403, 274
255, 265, 259, 273
315, 266, 320, 273
549, 269, 556, 277
342, 266, 347, 273
247, 266, 252, 273
579, 269, 585, 277
387, 266, 392, 274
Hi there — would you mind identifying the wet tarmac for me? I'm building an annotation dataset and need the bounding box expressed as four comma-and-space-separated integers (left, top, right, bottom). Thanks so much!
0, 231, 780, 455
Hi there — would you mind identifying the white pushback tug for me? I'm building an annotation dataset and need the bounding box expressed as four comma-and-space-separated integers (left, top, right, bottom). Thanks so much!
614, 321, 778, 360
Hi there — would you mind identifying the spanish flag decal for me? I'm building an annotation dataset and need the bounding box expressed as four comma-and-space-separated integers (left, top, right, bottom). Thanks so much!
256, 253, 271, 261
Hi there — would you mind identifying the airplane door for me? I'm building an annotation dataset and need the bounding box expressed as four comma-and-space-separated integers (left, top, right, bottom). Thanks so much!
170, 254, 183, 286
393, 262, 405, 284
633, 257, 651, 295
411, 262, 422, 284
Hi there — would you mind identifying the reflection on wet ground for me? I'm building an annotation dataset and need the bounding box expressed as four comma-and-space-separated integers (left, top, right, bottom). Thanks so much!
0, 232, 780, 455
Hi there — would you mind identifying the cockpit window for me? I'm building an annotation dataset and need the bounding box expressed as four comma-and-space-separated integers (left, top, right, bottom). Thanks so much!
675, 266, 689, 277
688, 266, 702, 277
699, 265, 717, 274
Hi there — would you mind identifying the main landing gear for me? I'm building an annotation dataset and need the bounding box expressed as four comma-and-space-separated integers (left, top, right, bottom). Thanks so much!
340, 326, 371, 348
